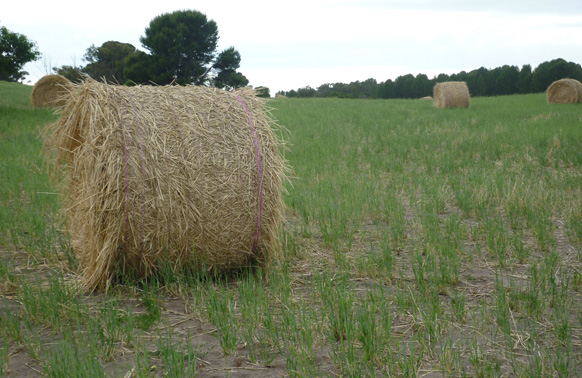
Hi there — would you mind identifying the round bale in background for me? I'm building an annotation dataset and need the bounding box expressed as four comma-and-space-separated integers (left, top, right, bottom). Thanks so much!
433, 81, 471, 109
31, 74, 73, 108
546, 78, 582, 104
44, 80, 288, 291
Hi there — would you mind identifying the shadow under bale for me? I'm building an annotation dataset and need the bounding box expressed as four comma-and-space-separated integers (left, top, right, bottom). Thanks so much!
44, 80, 288, 291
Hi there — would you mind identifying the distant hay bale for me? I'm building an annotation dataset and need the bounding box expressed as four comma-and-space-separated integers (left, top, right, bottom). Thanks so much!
419, 96, 432, 100
31, 75, 73, 108
433, 81, 471, 108
546, 78, 582, 104
44, 80, 288, 291
275, 94, 287, 98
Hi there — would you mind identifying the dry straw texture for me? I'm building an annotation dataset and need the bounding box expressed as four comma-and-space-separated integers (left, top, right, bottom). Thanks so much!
31, 74, 73, 108
546, 78, 582, 104
44, 80, 288, 291
433, 81, 471, 108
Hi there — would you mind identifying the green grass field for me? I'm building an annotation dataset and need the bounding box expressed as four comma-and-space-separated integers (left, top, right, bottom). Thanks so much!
1, 80, 581, 377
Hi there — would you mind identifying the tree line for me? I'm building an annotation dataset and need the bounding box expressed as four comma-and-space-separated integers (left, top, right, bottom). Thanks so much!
2, 18, 581, 98
279, 58, 582, 99
0, 10, 249, 90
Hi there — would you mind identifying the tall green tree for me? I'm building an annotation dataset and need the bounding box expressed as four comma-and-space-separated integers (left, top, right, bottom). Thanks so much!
435, 73, 450, 82
83, 41, 139, 83
494, 65, 519, 95
122, 50, 152, 85
0, 26, 41, 82
133, 9, 247, 88
140, 10, 218, 85
316, 83, 334, 97
211, 47, 248, 89
394, 74, 416, 98
413, 74, 432, 98
377, 79, 395, 99
358, 78, 379, 98
517, 64, 532, 94
466, 67, 490, 96
296, 86, 316, 97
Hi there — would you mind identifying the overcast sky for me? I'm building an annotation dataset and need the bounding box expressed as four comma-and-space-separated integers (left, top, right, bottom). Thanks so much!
3, 0, 582, 94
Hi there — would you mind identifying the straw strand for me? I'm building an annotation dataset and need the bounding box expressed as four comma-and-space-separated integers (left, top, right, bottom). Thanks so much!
233, 93, 264, 252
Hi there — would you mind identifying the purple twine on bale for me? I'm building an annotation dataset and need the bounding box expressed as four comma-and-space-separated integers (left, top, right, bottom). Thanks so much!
126, 94, 148, 249
118, 95, 130, 250
233, 93, 263, 252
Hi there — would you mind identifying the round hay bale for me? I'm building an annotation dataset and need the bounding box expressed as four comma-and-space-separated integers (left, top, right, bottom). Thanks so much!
433, 81, 471, 108
419, 96, 432, 100
546, 78, 582, 104
31, 74, 73, 108
44, 80, 288, 291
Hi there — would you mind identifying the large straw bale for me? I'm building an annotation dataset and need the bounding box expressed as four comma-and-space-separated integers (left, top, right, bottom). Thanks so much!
44, 80, 288, 291
31, 74, 73, 108
433, 81, 471, 108
546, 78, 582, 104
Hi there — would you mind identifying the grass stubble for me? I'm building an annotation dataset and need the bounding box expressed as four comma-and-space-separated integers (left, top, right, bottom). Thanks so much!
0, 80, 581, 377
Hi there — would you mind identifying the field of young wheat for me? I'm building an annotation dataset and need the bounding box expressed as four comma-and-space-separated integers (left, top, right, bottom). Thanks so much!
1, 80, 581, 377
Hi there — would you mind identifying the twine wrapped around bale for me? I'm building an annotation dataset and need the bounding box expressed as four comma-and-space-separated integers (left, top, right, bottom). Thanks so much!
433, 81, 471, 108
31, 74, 73, 108
546, 78, 582, 104
44, 80, 288, 291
